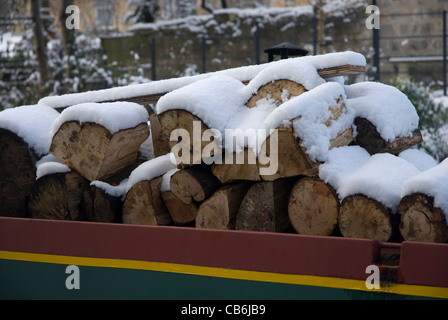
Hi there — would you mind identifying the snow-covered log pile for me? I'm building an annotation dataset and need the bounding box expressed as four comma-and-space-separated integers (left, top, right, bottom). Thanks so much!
0, 51, 445, 243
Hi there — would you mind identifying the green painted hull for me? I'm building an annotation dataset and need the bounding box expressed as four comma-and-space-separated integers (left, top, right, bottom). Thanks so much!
0, 217, 447, 300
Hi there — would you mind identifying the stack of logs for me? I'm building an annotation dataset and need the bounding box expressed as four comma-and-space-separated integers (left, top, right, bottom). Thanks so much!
0, 74, 446, 244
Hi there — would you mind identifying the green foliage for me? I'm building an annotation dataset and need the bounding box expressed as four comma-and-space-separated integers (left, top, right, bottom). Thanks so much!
392, 77, 448, 160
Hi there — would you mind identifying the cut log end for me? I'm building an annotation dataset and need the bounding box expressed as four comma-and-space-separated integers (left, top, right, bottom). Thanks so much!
288, 177, 339, 236
398, 193, 448, 243
246, 79, 307, 108
339, 194, 399, 242
50, 121, 149, 181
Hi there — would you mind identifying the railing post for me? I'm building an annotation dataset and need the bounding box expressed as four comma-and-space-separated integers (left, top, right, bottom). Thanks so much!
443, 10, 447, 96
151, 37, 156, 81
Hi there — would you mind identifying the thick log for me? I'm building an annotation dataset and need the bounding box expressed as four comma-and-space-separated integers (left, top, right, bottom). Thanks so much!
0, 129, 39, 217
288, 177, 339, 236
354, 117, 423, 155
211, 149, 261, 183
398, 193, 448, 243
259, 119, 354, 181
158, 109, 221, 167
258, 126, 319, 181
339, 194, 400, 242
82, 184, 123, 223
122, 176, 172, 225
236, 178, 296, 232
50, 121, 149, 181
0, 180, 27, 217
161, 190, 199, 225
196, 182, 253, 230
149, 113, 171, 157
28, 171, 89, 221
246, 79, 307, 108
169, 164, 222, 204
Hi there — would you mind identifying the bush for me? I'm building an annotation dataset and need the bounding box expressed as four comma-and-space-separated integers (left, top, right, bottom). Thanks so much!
392, 77, 448, 161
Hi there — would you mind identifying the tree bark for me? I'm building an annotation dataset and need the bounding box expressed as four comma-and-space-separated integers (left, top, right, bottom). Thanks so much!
398, 193, 448, 243
31, 0, 49, 95
354, 117, 423, 155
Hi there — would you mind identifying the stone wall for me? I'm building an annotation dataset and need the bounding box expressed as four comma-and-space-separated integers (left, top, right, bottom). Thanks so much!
101, 1, 447, 87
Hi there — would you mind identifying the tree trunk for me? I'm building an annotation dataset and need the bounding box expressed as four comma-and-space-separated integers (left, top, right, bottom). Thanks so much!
196, 181, 252, 230
50, 121, 149, 181
122, 176, 172, 225
31, 0, 49, 95
236, 178, 296, 232
288, 177, 339, 236
161, 190, 199, 225
28, 171, 89, 221
339, 194, 400, 242
398, 193, 448, 243
169, 164, 222, 204
354, 117, 423, 155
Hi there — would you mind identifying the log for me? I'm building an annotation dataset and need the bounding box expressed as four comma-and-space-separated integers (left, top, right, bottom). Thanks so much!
288, 177, 339, 236
339, 194, 400, 242
158, 109, 221, 167
236, 178, 296, 232
258, 99, 354, 181
170, 164, 221, 204
82, 184, 123, 223
28, 171, 89, 221
211, 149, 261, 183
398, 193, 448, 243
246, 79, 307, 108
0, 180, 27, 217
149, 113, 171, 157
354, 117, 423, 155
161, 190, 199, 225
196, 182, 253, 230
50, 121, 149, 181
122, 176, 172, 225
0, 128, 39, 217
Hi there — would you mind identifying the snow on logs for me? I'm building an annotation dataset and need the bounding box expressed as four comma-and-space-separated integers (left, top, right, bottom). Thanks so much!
1, 51, 446, 243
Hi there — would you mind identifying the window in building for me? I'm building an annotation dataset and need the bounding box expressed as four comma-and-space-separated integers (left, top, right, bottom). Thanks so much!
95, 0, 115, 30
